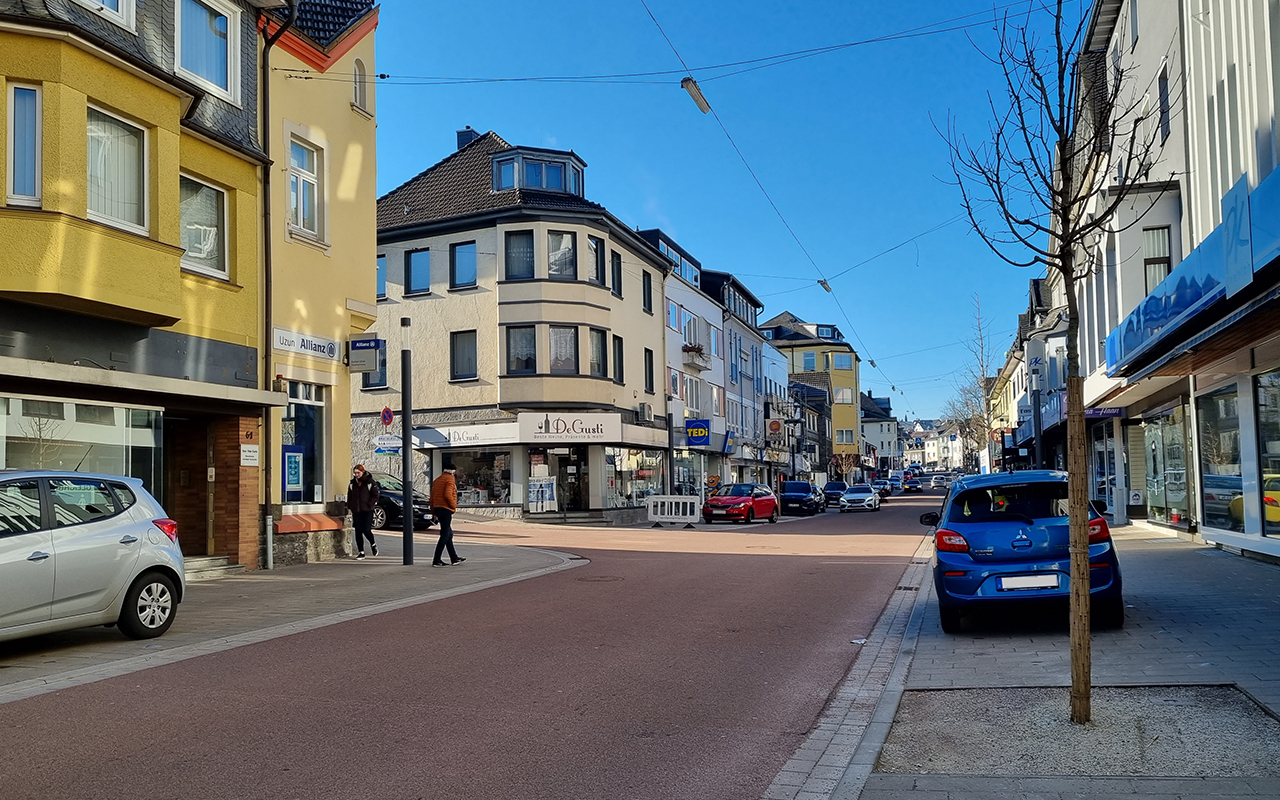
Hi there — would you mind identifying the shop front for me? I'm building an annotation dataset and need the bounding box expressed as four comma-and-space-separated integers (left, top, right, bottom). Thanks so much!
1139, 400, 1194, 529
1087, 408, 1126, 520
414, 412, 667, 521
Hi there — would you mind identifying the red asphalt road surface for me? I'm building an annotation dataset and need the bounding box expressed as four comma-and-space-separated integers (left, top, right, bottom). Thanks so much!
0, 496, 933, 800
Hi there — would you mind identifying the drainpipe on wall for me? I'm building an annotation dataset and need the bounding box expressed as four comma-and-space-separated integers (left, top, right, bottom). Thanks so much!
260, 0, 299, 569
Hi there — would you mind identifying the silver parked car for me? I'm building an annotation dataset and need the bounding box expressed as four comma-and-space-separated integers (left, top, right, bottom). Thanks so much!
839, 484, 881, 512
0, 471, 185, 643
930, 475, 951, 489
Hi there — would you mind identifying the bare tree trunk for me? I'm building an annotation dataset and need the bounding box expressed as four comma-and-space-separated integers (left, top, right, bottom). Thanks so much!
1063, 272, 1091, 724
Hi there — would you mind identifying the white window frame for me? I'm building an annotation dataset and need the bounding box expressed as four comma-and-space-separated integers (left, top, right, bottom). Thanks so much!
352, 58, 369, 112
177, 172, 229, 280
86, 104, 149, 236
6, 83, 41, 207
286, 132, 326, 244
174, 0, 241, 105
71, 0, 135, 30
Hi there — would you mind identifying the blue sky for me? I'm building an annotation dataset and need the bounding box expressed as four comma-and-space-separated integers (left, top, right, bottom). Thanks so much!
371, 0, 1046, 419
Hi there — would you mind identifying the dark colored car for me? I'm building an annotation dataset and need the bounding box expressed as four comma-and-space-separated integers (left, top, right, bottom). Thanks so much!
779, 481, 821, 516
370, 472, 435, 531
919, 470, 1123, 634
703, 483, 779, 524
904, 479, 923, 493
822, 481, 849, 507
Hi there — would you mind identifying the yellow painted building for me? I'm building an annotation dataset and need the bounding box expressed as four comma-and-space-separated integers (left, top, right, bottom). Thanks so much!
759, 313, 863, 476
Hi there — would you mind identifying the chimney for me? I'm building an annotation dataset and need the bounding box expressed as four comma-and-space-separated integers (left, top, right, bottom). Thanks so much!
456, 126, 480, 150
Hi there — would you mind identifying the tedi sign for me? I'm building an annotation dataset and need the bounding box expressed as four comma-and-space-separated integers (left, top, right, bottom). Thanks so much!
274, 328, 339, 361
518, 412, 621, 443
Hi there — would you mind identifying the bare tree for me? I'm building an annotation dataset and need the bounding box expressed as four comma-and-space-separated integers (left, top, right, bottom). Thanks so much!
944, 295, 999, 469
943, 2, 1173, 723
830, 452, 861, 482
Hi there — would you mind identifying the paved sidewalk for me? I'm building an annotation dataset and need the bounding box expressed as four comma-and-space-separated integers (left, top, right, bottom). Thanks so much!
854, 524, 1280, 799
0, 533, 575, 700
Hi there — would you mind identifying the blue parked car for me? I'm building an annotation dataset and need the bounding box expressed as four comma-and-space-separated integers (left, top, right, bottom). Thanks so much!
918, 470, 1123, 633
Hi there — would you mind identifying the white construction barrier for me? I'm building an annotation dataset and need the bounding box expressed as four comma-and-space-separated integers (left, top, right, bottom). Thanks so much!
647, 495, 701, 528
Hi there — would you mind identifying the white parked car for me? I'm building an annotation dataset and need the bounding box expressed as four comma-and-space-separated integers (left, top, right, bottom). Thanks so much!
0, 471, 185, 643
839, 484, 881, 512
930, 475, 951, 489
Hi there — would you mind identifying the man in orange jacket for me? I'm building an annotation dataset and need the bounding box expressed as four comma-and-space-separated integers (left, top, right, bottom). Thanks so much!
429, 460, 464, 566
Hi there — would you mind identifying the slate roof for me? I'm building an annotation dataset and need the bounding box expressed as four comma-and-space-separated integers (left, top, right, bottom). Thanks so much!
789, 372, 832, 394
268, 0, 374, 48
377, 131, 606, 231
761, 311, 807, 329
860, 393, 893, 422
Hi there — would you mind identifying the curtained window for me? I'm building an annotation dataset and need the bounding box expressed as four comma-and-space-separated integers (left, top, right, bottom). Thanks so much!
87, 108, 145, 230
507, 327, 536, 374
548, 231, 576, 280
179, 176, 226, 277
589, 329, 607, 377
550, 327, 578, 374
505, 231, 534, 280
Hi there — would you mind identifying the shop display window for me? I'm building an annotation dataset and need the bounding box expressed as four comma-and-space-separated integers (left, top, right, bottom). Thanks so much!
449, 449, 511, 505
603, 447, 665, 508
1195, 385, 1241, 531
1142, 404, 1191, 527
1256, 371, 1280, 536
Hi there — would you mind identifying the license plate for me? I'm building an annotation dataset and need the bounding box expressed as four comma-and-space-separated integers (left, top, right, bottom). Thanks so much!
712, 509, 727, 515
998, 574, 1059, 591
786, 503, 798, 507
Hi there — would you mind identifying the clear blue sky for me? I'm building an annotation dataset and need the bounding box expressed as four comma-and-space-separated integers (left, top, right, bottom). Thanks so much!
371, 0, 1045, 419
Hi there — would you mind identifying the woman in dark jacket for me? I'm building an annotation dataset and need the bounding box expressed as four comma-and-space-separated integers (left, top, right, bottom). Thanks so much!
347, 464, 380, 559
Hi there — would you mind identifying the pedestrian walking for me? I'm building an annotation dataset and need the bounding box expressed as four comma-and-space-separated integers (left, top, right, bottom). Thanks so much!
347, 464, 380, 560
429, 461, 464, 567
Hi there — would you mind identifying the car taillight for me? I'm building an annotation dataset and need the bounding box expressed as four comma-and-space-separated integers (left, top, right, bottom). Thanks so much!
935, 529, 969, 553
154, 518, 179, 543
1088, 517, 1110, 543
1266, 498, 1280, 508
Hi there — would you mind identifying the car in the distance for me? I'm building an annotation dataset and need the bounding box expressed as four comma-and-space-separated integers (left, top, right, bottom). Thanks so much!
930, 475, 951, 489
839, 484, 881, 512
871, 479, 892, 498
888, 477, 903, 491
919, 470, 1123, 634
903, 479, 923, 493
1, 470, 186, 643
703, 483, 779, 524
779, 481, 821, 516
822, 481, 849, 507
370, 472, 435, 531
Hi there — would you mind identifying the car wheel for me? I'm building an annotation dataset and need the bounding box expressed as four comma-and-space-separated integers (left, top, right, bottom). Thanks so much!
1094, 596, 1125, 629
939, 606, 963, 634
769, 507, 779, 524
372, 506, 388, 530
118, 572, 177, 640
746, 509, 755, 523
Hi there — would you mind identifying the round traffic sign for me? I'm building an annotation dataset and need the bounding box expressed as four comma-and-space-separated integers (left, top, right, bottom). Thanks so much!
380, 407, 394, 426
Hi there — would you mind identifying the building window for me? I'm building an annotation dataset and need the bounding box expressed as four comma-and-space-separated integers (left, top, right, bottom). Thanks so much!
669, 368, 683, 399
282, 381, 324, 504
548, 231, 576, 280
644, 348, 655, 393
406, 248, 430, 295
504, 231, 534, 281
451, 331, 478, 380
818, 326, 833, 338
667, 300, 680, 331
176, 0, 239, 102
589, 329, 608, 377
75, 404, 116, 425
523, 159, 570, 191
763, 329, 773, 339
1158, 67, 1171, 143
506, 326, 536, 374
7, 85, 40, 206
1196, 384, 1240, 530
448, 449, 512, 505
1128, 0, 1139, 47
588, 236, 605, 284
1143, 226, 1171, 293
709, 327, 721, 357
1256, 370, 1280, 536
87, 108, 146, 233
571, 166, 583, 195
352, 58, 368, 111
22, 399, 64, 420
451, 241, 477, 288
803, 351, 816, 371
611, 251, 623, 297
376, 255, 386, 299
832, 353, 854, 370
550, 326, 579, 374
71, 0, 134, 28
612, 335, 624, 383
834, 388, 855, 404
361, 345, 387, 389
288, 139, 320, 237
495, 159, 515, 190
710, 384, 724, 416
177, 175, 227, 278
642, 271, 653, 313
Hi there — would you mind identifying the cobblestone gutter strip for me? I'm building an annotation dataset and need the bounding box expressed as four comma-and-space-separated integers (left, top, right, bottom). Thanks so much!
761, 537, 934, 800
0, 547, 584, 706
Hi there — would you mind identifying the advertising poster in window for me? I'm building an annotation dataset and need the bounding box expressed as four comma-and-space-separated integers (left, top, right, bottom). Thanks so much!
528, 477, 557, 513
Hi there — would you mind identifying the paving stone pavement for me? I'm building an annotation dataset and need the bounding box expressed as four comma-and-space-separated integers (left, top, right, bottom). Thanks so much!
853, 524, 1280, 799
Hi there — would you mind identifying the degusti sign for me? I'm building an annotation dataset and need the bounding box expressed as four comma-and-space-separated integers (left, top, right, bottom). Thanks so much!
517, 412, 621, 443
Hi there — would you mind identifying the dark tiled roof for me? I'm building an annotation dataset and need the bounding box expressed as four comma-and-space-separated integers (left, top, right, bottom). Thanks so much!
761, 311, 807, 329
790, 372, 832, 393
270, 0, 373, 48
377, 131, 606, 231
860, 394, 893, 421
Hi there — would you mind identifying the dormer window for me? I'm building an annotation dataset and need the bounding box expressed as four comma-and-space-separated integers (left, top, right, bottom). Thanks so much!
818, 326, 834, 339
492, 149, 586, 195
496, 159, 515, 190
526, 160, 564, 190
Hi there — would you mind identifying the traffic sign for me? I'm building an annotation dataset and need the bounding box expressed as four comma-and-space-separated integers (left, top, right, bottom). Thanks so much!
380, 407, 394, 426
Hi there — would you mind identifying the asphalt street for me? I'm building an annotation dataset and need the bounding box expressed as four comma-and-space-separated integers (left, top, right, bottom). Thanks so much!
0, 490, 939, 800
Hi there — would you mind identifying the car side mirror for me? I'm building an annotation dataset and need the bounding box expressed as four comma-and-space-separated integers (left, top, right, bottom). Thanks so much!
920, 511, 940, 527
1091, 499, 1108, 514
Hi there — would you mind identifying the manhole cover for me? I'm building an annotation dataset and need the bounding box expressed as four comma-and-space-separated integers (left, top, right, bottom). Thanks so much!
576, 575, 624, 582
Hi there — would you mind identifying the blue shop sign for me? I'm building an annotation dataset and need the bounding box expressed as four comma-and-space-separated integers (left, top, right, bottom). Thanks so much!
685, 419, 711, 447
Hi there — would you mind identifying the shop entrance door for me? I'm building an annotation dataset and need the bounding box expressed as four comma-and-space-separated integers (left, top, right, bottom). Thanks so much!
164, 416, 213, 556
554, 446, 589, 511
1091, 423, 1117, 514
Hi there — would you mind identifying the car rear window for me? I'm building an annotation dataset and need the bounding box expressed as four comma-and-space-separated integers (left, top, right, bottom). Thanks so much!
848, 484, 872, 492
783, 482, 811, 493
49, 478, 119, 526
0, 480, 43, 534
947, 482, 1068, 524
824, 482, 847, 491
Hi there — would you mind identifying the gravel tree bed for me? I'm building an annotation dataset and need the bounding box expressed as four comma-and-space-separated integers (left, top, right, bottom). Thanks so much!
877, 685, 1280, 777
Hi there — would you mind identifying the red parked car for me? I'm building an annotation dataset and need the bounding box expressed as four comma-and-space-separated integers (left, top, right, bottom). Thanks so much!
702, 483, 780, 524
